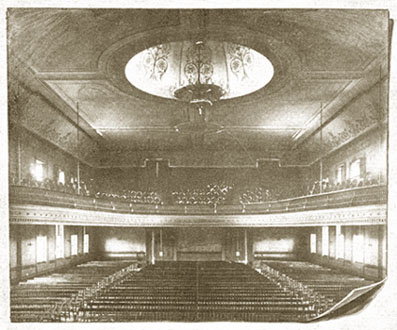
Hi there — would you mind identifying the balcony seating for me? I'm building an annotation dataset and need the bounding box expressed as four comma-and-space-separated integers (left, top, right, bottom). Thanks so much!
9, 184, 386, 216
10, 260, 135, 322
172, 183, 233, 206
10, 173, 385, 214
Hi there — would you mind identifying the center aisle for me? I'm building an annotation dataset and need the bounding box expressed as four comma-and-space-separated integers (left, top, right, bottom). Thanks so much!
82, 261, 315, 322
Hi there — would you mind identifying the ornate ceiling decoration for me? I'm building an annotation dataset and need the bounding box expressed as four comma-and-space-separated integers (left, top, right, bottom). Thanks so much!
125, 40, 274, 101
7, 9, 390, 167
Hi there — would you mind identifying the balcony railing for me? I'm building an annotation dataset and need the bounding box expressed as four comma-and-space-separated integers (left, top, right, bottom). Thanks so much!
9, 184, 386, 216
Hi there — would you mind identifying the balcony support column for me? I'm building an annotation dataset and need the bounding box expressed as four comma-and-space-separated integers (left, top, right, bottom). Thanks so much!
244, 228, 248, 264
151, 229, 155, 264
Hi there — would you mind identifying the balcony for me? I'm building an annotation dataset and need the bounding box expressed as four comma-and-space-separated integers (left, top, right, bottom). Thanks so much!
9, 184, 386, 216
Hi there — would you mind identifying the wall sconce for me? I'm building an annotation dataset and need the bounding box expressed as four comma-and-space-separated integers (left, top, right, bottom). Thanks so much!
236, 251, 240, 257
159, 251, 163, 257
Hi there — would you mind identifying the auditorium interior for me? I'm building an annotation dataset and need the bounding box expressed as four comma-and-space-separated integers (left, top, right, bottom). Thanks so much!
7, 8, 390, 322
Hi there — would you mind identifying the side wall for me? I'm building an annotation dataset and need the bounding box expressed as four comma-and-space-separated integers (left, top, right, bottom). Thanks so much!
8, 124, 94, 186
306, 224, 386, 280
9, 224, 95, 283
307, 125, 387, 186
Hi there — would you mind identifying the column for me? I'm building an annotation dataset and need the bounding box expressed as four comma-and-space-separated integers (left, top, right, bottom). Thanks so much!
151, 230, 155, 264
159, 229, 163, 258
221, 229, 226, 261
17, 132, 22, 183
244, 229, 248, 264
173, 229, 178, 261
16, 225, 22, 282
235, 230, 240, 261
378, 225, 386, 279
77, 161, 81, 195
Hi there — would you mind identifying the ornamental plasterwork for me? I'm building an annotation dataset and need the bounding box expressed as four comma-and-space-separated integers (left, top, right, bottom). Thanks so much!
10, 204, 386, 227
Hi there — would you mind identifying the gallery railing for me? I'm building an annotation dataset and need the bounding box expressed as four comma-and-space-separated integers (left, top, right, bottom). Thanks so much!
9, 184, 386, 215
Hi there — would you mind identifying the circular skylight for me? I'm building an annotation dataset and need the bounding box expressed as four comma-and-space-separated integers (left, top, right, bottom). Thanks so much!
125, 40, 274, 100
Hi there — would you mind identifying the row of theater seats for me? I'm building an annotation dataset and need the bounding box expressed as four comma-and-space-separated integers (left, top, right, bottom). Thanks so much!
94, 190, 162, 205
10, 260, 134, 322
172, 183, 233, 206
10, 260, 373, 322
10, 176, 163, 205
10, 176, 92, 196
262, 261, 373, 307
81, 261, 316, 322
10, 175, 383, 207
307, 177, 380, 196
239, 178, 381, 205
239, 187, 275, 204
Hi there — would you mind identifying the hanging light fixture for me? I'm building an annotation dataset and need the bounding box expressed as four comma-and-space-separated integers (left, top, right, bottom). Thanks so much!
172, 41, 225, 134
173, 41, 226, 106
125, 40, 274, 134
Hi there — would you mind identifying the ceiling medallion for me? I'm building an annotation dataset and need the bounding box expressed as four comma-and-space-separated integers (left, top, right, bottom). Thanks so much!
125, 40, 274, 135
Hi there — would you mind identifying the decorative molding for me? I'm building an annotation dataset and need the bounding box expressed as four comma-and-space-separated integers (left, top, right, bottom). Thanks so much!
36, 72, 105, 80
10, 204, 386, 227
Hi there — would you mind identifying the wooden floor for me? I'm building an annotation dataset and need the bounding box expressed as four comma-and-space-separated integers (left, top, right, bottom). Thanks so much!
10, 260, 373, 322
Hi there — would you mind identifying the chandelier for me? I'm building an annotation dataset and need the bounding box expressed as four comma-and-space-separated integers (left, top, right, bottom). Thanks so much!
173, 41, 226, 106
173, 41, 225, 133
125, 40, 274, 134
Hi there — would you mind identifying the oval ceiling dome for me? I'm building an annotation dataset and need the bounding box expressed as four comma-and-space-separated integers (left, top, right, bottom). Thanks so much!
125, 40, 274, 100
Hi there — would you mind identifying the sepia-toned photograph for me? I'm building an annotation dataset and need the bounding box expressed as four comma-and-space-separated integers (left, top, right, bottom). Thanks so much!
5, 6, 391, 324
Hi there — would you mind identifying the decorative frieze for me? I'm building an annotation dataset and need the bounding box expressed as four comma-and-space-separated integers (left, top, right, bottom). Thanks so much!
9, 204, 386, 227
